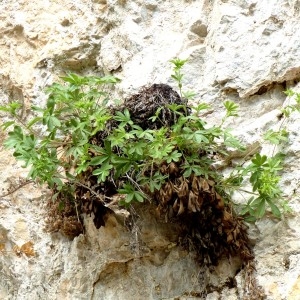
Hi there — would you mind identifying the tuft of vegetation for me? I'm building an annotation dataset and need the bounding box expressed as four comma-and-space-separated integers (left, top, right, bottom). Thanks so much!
0, 58, 297, 299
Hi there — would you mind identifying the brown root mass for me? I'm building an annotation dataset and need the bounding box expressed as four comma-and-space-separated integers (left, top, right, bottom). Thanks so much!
121, 83, 188, 129
92, 83, 189, 143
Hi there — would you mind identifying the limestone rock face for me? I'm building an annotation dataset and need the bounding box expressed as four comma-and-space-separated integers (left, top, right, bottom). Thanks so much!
1, 0, 300, 299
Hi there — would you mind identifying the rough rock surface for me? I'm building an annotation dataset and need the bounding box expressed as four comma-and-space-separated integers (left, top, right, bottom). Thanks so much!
1, 0, 300, 299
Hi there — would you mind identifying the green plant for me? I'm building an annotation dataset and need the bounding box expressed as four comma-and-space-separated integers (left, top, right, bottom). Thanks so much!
221, 103, 292, 222
0, 60, 294, 224
4, 60, 297, 300
0, 73, 118, 189
239, 153, 284, 221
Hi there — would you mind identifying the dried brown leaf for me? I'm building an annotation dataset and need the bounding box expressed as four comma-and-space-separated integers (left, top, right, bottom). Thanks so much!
0, 243, 5, 253
177, 199, 185, 216
188, 191, 198, 212
20, 241, 35, 257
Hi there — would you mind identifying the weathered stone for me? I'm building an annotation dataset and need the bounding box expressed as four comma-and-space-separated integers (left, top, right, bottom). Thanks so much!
190, 20, 208, 37
1, 0, 300, 299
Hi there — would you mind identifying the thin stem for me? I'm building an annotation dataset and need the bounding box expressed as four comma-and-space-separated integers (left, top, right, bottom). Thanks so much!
0, 180, 34, 198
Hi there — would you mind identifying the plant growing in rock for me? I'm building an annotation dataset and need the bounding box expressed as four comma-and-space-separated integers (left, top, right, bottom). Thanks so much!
0, 59, 295, 299
5, 59, 297, 299
222, 92, 294, 222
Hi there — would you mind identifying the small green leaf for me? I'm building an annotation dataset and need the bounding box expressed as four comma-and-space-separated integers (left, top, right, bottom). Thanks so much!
244, 215, 257, 223
194, 103, 211, 113
183, 166, 192, 178
27, 117, 43, 128
92, 163, 113, 182
92, 75, 121, 84
0, 102, 22, 115
166, 150, 182, 163
223, 100, 239, 118
252, 153, 267, 167
240, 205, 250, 216
194, 131, 209, 143
284, 89, 295, 97
1, 121, 15, 130
223, 131, 245, 150
170, 58, 188, 69
134, 191, 145, 203
90, 155, 109, 166
255, 198, 266, 218
182, 91, 196, 100
267, 200, 281, 218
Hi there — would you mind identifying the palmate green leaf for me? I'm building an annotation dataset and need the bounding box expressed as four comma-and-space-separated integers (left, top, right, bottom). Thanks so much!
24, 134, 37, 150
127, 141, 146, 156
92, 163, 113, 182
118, 183, 135, 201
251, 153, 267, 167
0, 102, 22, 115
43, 115, 61, 131
118, 183, 134, 193
191, 165, 205, 177
250, 172, 260, 192
4, 126, 24, 149
13, 148, 34, 167
166, 150, 182, 163
244, 215, 257, 223
263, 129, 289, 145
284, 89, 295, 97
193, 130, 209, 143
52, 177, 64, 188
240, 197, 254, 216
31, 105, 45, 112
114, 109, 132, 124
223, 130, 245, 150
61, 73, 88, 85
167, 103, 185, 113
170, 58, 188, 70
265, 157, 283, 172
223, 100, 239, 118
182, 90, 196, 100
46, 97, 56, 114
124, 192, 134, 203
65, 142, 88, 161
149, 180, 159, 193
114, 162, 132, 179
118, 183, 146, 204
150, 142, 175, 160
110, 155, 131, 165
140, 172, 168, 193
103, 140, 112, 156
135, 129, 154, 141
134, 191, 145, 202
91, 112, 111, 134
75, 161, 90, 174
193, 103, 211, 113
108, 127, 127, 147
0, 105, 13, 113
